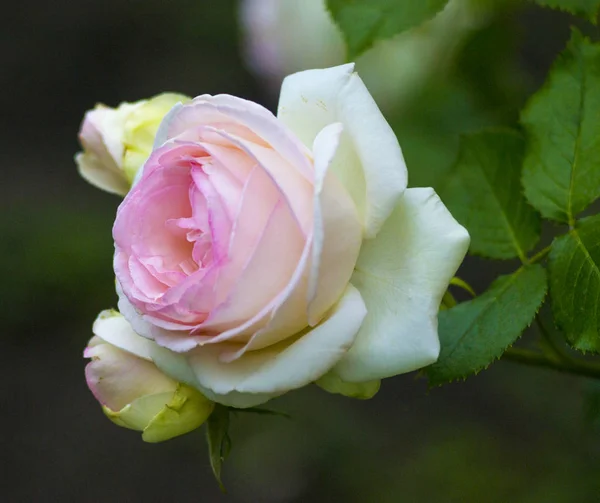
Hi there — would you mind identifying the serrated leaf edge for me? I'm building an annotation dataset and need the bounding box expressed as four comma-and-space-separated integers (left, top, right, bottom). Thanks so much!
548, 219, 600, 354
427, 265, 548, 387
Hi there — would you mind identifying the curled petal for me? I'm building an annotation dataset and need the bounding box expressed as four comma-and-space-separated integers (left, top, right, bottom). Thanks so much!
278, 63, 407, 237
91, 309, 156, 360
307, 122, 362, 325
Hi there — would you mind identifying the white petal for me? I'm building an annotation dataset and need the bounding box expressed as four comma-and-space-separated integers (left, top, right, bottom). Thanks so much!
76, 152, 129, 196
152, 284, 367, 408
92, 309, 157, 361
308, 122, 362, 325
150, 341, 281, 408
333, 188, 470, 382
277, 63, 407, 237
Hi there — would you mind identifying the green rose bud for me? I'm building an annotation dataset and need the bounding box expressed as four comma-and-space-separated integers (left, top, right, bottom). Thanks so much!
85, 310, 214, 442
76, 93, 189, 195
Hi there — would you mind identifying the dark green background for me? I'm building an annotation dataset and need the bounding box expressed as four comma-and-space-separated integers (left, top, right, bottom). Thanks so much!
2, 1, 598, 501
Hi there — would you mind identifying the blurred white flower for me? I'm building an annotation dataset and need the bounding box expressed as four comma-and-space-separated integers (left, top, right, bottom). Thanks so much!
239, 0, 491, 113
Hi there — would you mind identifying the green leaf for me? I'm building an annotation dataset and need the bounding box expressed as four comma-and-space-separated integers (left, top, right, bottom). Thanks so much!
441, 130, 541, 260
548, 214, 600, 353
521, 29, 600, 224
205, 404, 231, 492
426, 265, 548, 386
326, 0, 449, 59
531, 0, 600, 21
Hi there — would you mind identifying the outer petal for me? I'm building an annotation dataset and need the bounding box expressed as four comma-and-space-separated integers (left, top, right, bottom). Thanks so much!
333, 188, 470, 382
91, 309, 157, 360
107, 392, 174, 431
76, 151, 129, 196
277, 63, 407, 237
77, 101, 145, 194
151, 284, 367, 408
85, 338, 176, 412
139, 384, 214, 443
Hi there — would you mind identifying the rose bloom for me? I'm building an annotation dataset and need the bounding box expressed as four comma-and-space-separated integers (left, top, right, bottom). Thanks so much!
103, 64, 468, 408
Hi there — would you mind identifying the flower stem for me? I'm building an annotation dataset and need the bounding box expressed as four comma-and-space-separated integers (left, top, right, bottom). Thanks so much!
503, 347, 600, 380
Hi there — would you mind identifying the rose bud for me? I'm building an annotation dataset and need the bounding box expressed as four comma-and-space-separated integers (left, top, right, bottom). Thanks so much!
84, 310, 214, 442
76, 93, 189, 195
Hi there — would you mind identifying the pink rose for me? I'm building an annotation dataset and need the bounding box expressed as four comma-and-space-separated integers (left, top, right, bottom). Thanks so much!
111, 64, 469, 407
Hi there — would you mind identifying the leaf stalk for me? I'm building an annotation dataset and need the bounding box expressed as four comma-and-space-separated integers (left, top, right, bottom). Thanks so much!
527, 245, 552, 265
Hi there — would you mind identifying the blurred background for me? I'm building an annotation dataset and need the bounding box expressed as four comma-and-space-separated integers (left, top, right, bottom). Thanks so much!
2, 0, 599, 501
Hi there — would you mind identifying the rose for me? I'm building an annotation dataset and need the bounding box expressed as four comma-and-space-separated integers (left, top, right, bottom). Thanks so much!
76, 93, 188, 195
109, 64, 470, 407
85, 310, 214, 442
106, 63, 469, 408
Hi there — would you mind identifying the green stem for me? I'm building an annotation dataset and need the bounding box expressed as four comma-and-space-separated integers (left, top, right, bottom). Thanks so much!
503, 347, 600, 380
527, 245, 552, 265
